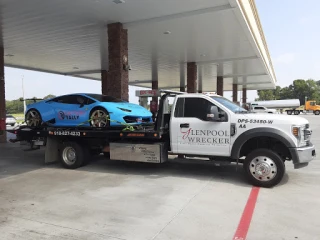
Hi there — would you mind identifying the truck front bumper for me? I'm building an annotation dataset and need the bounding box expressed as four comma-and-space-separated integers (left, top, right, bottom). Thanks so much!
289, 143, 316, 169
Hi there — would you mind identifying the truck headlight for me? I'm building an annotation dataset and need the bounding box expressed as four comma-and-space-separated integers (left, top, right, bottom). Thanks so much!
292, 124, 311, 147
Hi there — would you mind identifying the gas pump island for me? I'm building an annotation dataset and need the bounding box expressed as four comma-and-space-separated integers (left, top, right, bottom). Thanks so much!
135, 89, 161, 121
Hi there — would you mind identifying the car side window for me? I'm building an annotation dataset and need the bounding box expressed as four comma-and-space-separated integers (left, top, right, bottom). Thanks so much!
175, 97, 225, 121
58, 95, 79, 104
85, 97, 95, 105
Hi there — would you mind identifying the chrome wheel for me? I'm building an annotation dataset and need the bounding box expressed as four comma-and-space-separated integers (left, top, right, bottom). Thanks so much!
249, 156, 277, 182
62, 147, 76, 165
90, 109, 109, 127
26, 110, 41, 127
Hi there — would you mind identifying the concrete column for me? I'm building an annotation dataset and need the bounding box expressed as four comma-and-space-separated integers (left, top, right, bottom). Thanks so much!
217, 76, 223, 96
242, 87, 247, 104
105, 22, 129, 101
232, 83, 238, 102
0, 46, 6, 143
151, 57, 158, 104
198, 66, 202, 93
187, 62, 197, 93
101, 70, 108, 95
180, 63, 185, 92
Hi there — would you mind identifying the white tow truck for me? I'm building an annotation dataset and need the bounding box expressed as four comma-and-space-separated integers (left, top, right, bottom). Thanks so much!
8, 91, 316, 188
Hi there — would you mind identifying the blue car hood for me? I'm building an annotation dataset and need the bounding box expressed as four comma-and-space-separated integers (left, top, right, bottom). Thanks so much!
102, 102, 152, 115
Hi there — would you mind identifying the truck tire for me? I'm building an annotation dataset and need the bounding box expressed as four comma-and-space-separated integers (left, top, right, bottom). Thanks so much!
294, 110, 300, 115
243, 148, 285, 188
60, 141, 89, 169
287, 110, 292, 115
315, 110, 320, 115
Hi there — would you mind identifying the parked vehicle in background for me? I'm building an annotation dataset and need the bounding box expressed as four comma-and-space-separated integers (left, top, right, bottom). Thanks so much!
6, 114, 17, 126
251, 105, 277, 114
285, 100, 320, 115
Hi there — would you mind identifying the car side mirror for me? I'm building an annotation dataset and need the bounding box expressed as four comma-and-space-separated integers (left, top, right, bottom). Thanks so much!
207, 106, 220, 121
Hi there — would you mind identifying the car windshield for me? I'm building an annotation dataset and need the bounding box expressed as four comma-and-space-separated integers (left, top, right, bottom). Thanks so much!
6, 114, 14, 118
86, 94, 125, 103
211, 96, 248, 113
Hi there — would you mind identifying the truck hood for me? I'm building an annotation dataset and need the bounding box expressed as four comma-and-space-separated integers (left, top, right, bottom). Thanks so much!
237, 113, 308, 125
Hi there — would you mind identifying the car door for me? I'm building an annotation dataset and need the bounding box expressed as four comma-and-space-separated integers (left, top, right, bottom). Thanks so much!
51, 95, 89, 126
170, 96, 231, 157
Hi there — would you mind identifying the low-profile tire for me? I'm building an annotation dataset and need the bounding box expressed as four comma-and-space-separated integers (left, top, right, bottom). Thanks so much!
243, 148, 285, 188
89, 107, 110, 128
25, 109, 42, 127
60, 141, 88, 169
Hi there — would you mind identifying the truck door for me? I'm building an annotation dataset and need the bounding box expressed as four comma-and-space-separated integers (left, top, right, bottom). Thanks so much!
170, 96, 231, 156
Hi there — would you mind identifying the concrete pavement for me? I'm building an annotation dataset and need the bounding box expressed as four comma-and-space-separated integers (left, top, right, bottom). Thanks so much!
1, 115, 320, 239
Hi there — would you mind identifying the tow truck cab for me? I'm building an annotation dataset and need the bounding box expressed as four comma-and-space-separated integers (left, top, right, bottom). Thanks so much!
163, 93, 315, 187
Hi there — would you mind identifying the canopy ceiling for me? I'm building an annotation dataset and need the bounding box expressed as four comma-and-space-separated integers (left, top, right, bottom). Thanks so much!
1, 0, 276, 91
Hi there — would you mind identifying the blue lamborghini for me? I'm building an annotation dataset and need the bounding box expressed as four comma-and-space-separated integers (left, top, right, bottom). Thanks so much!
25, 93, 153, 128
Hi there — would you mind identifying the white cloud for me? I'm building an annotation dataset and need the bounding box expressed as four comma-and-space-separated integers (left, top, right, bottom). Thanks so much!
274, 53, 295, 65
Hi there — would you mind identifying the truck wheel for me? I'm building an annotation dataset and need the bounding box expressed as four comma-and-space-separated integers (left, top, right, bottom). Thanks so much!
60, 142, 89, 169
243, 148, 285, 188
294, 110, 300, 115
287, 110, 292, 115
315, 110, 320, 115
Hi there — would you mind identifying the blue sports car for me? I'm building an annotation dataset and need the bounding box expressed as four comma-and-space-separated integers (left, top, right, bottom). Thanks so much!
25, 93, 153, 128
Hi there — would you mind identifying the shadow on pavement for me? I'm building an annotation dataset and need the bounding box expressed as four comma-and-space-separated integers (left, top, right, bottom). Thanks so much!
0, 143, 289, 188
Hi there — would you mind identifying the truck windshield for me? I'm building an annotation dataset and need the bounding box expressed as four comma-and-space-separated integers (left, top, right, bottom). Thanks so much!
211, 96, 248, 113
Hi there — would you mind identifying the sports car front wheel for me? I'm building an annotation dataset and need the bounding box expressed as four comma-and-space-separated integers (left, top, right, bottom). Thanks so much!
25, 109, 42, 127
90, 108, 110, 128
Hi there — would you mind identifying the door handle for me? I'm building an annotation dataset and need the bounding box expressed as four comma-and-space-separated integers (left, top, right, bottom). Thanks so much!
180, 123, 189, 128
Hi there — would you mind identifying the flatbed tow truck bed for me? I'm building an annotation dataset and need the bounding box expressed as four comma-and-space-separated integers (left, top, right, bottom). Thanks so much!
7, 123, 170, 169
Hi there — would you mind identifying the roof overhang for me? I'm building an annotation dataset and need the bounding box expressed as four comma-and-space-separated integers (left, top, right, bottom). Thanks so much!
1, 0, 276, 91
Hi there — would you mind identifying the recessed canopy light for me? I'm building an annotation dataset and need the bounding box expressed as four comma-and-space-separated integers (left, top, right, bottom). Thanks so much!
113, 0, 125, 4
163, 31, 171, 35
200, 54, 206, 57
73, 67, 79, 70
5, 54, 14, 57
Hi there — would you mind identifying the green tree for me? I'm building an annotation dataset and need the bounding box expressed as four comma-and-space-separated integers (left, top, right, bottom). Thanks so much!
256, 79, 320, 105
43, 94, 56, 99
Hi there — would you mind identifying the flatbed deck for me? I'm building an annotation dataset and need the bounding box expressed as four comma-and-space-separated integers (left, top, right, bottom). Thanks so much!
7, 123, 164, 143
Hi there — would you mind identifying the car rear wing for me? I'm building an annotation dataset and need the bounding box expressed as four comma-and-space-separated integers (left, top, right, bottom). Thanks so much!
19, 97, 43, 103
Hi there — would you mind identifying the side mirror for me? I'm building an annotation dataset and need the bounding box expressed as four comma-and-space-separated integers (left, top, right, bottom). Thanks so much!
207, 106, 219, 121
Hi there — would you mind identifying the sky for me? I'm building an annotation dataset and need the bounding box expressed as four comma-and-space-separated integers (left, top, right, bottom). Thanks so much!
4, 0, 320, 104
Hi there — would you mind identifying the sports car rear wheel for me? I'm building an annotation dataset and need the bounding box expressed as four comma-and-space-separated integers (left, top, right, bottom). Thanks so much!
90, 108, 110, 128
25, 109, 42, 127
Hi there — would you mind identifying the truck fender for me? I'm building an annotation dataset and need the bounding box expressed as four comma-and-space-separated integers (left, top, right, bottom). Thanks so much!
231, 127, 296, 159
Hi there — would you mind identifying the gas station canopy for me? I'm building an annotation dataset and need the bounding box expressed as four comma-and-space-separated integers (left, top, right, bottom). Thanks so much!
1, 0, 276, 91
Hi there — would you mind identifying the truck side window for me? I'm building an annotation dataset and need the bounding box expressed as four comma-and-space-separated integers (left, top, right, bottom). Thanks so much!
174, 98, 185, 117
184, 98, 217, 121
